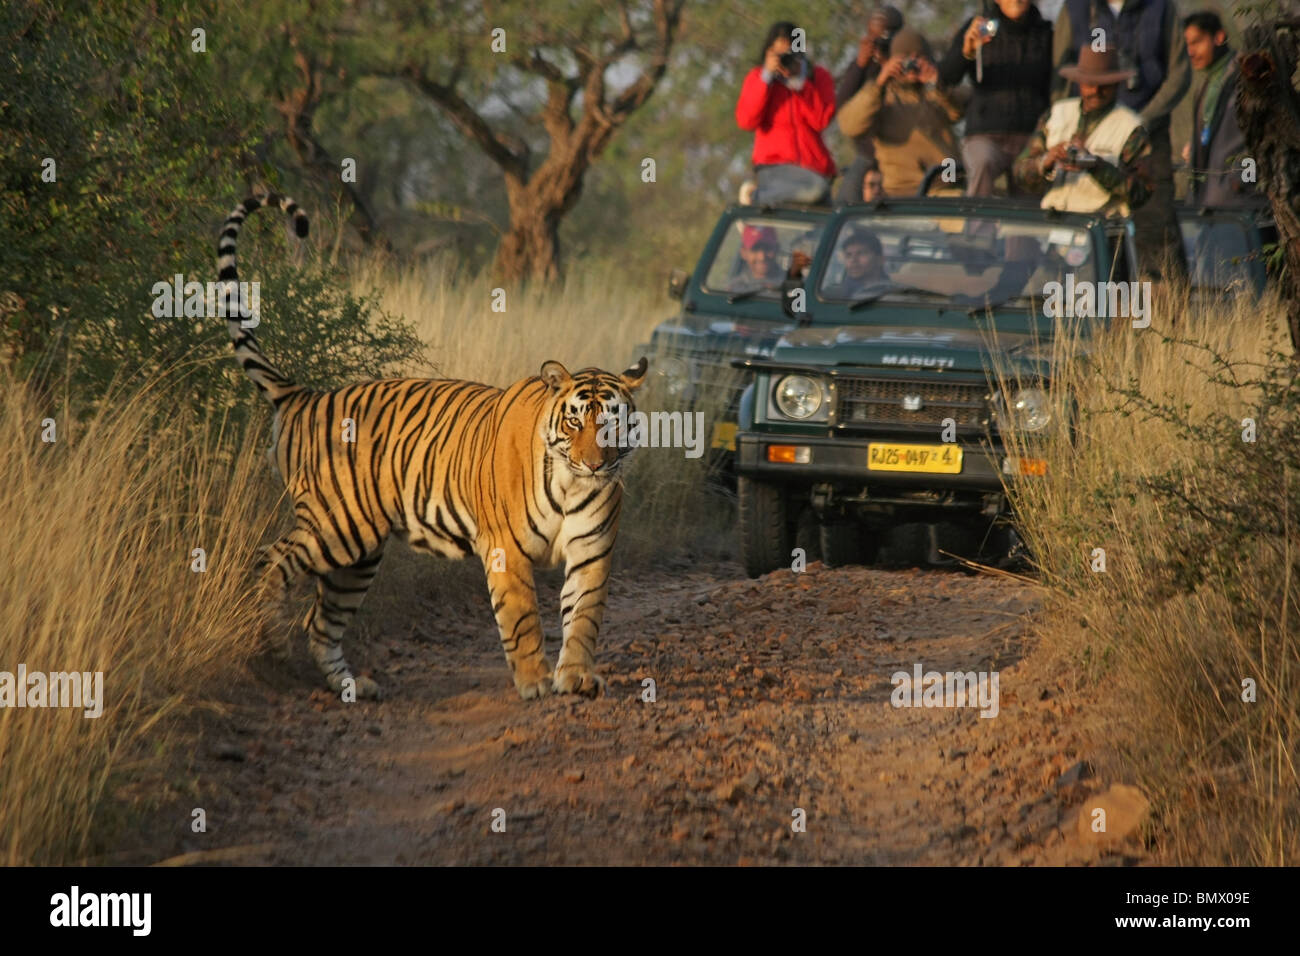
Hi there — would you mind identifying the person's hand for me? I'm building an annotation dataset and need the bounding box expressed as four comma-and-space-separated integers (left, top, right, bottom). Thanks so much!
876, 56, 904, 87
764, 47, 785, 77
788, 250, 812, 277
963, 17, 993, 59
1056, 134, 1091, 171
917, 57, 939, 86
1040, 142, 1071, 174
1181, 141, 1191, 164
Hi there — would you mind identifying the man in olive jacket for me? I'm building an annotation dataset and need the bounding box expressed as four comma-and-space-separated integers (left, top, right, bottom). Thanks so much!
837, 28, 964, 196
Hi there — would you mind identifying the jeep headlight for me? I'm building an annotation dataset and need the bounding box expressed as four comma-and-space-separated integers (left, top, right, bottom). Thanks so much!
774, 375, 826, 420
655, 356, 691, 398
1007, 387, 1051, 432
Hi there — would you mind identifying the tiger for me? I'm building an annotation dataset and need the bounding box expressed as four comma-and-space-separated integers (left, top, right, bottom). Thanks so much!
216, 192, 647, 700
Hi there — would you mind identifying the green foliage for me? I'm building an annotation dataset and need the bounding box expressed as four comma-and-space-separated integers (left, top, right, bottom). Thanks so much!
1, 1, 256, 387
0, 0, 426, 419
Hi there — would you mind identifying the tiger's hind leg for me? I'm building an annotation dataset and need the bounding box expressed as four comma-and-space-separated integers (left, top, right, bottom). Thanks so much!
303, 546, 387, 699
256, 525, 385, 699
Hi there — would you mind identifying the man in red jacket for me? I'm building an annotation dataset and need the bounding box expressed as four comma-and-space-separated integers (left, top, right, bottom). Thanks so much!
736, 21, 837, 204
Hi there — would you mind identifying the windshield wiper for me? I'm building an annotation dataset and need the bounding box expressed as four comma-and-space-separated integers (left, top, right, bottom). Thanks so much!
847, 283, 935, 310
726, 284, 784, 304
966, 294, 1027, 317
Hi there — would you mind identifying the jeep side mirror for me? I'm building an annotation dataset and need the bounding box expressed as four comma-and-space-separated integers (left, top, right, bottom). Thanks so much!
667, 268, 688, 301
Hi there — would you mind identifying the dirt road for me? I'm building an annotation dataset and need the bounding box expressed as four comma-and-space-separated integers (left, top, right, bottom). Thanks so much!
116, 552, 1142, 866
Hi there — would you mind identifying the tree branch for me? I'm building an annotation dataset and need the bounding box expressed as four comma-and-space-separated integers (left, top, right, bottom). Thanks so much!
400, 67, 530, 180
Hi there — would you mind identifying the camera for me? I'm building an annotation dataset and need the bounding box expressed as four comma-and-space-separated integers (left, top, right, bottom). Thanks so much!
1065, 144, 1099, 169
873, 31, 894, 54
778, 50, 802, 72
977, 18, 999, 39
901, 56, 921, 74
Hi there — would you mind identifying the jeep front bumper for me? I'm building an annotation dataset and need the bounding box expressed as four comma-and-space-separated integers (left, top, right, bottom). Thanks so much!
735, 432, 1014, 492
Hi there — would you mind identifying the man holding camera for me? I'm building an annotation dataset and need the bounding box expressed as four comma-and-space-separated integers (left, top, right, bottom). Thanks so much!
833, 5, 905, 201
938, 0, 1054, 196
836, 28, 963, 197
1052, 0, 1190, 277
1013, 45, 1153, 215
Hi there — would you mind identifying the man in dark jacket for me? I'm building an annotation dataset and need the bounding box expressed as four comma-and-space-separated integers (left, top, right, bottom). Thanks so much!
1053, 0, 1191, 278
834, 5, 904, 201
1182, 10, 1254, 207
939, 0, 1054, 196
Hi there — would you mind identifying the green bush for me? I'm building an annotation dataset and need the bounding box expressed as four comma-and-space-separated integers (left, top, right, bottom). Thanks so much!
0, 0, 426, 422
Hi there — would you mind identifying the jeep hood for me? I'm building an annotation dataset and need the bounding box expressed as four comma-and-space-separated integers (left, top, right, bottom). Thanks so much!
651, 311, 792, 357
769, 324, 1051, 376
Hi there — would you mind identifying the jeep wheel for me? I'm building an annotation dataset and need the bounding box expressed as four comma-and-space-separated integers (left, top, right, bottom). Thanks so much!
819, 520, 875, 568
738, 476, 793, 577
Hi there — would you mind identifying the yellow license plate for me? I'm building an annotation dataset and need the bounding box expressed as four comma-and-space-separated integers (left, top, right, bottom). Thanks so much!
867, 442, 963, 474
710, 422, 738, 452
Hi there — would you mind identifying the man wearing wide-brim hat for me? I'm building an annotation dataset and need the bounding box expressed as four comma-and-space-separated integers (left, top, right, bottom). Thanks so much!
1013, 45, 1154, 216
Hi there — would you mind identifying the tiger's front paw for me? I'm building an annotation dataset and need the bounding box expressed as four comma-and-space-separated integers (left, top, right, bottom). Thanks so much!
552, 664, 605, 698
512, 657, 553, 701
328, 672, 383, 700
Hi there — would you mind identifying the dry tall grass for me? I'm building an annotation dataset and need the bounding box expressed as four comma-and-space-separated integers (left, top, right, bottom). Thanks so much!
994, 284, 1299, 864
0, 366, 273, 864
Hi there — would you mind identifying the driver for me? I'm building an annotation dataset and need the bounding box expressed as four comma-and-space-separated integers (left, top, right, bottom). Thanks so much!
731, 224, 784, 292
824, 228, 888, 298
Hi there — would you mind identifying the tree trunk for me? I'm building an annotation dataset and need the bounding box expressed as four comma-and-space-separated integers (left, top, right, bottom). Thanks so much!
494, 194, 563, 283
491, 151, 587, 283
1236, 17, 1300, 352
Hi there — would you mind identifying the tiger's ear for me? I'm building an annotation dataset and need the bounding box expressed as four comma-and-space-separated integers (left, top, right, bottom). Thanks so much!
620, 356, 649, 391
540, 360, 573, 391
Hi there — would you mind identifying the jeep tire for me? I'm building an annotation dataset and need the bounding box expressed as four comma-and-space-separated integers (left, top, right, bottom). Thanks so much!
738, 476, 793, 577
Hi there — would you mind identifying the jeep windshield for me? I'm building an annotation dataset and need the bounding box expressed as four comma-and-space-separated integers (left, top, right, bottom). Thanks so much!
817, 213, 1099, 309
702, 215, 824, 300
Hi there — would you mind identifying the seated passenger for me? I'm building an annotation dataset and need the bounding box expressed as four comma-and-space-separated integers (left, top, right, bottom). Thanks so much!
862, 162, 886, 201
1012, 46, 1153, 216
824, 228, 889, 298
730, 225, 785, 292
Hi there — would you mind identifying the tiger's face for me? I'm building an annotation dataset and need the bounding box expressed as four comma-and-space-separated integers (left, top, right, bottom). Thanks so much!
541, 357, 649, 478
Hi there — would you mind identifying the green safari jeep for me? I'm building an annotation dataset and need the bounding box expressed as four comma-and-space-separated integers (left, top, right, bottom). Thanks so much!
644, 203, 831, 475
731, 197, 1140, 576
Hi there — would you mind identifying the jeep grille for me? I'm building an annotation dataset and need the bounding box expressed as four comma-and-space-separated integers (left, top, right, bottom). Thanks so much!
835, 377, 988, 429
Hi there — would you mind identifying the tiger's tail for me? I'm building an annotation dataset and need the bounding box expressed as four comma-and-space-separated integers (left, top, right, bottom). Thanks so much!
217, 193, 310, 405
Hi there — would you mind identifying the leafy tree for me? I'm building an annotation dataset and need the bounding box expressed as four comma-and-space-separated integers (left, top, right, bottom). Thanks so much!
0, 0, 424, 412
